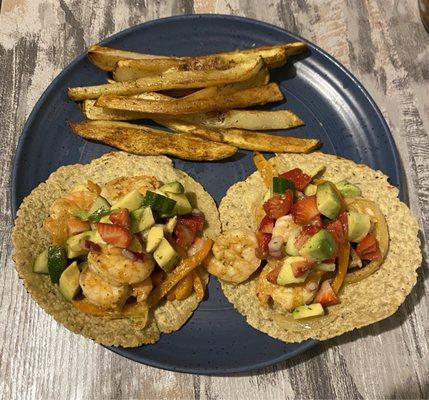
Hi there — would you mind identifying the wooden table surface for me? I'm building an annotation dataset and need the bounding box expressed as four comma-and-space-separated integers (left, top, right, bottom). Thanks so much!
1, 0, 428, 398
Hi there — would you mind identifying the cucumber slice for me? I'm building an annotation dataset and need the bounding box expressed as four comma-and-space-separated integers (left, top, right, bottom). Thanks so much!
59, 261, 81, 301
164, 193, 192, 216
159, 181, 185, 194
272, 177, 295, 195
48, 245, 67, 283
33, 249, 49, 274
142, 191, 176, 215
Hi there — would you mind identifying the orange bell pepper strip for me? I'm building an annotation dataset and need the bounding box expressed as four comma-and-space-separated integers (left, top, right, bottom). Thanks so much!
253, 152, 274, 188
331, 241, 350, 294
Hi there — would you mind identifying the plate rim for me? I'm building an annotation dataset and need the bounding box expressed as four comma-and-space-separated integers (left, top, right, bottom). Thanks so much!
9, 14, 404, 375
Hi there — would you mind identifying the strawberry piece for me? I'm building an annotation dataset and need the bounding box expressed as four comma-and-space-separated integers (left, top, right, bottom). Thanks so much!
314, 280, 340, 307
266, 266, 281, 283
263, 190, 293, 219
338, 211, 348, 237
174, 223, 196, 250
109, 209, 131, 230
291, 196, 320, 225
356, 233, 381, 261
309, 215, 323, 229
258, 215, 275, 234
97, 222, 132, 248
291, 259, 316, 277
326, 219, 346, 245
279, 168, 312, 191
256, 231, 272, 259
66, 216, 90, 237
178, 214, 205, 234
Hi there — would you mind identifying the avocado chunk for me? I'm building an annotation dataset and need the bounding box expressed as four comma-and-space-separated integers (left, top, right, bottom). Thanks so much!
59, 261, 81, 301
303, 184, 317, 196
66, 230, 101, 258
89, 196, 111, 214
70, 209, 91, 221
336, 180, 362, 197
165, 216, 177, 234
33, 248, 49, 274
130, 207, 155, 233
307, 165, 326, 179
111, 190, 143, 212
292, 303, 325, 319
48, 245, 67, 283
128, 236, 143, 253
285, 228, 301, 256
347, 211, 371, 242
146, 225, 164, 253
299, 229, 336, 261
153, 238, 180, 272
316, 182, 341, 219
164, 192, 192, 216
159, 181, 185, 194
277, 256, 310, 285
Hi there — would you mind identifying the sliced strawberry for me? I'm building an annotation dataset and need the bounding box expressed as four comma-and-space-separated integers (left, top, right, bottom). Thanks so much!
266, 266, 281, 283
338, 211, 348, 237
294, 229, 311, 250
258, 215, 275, 234
263, 190, 293, 219
309, 215, 323, 229
66, 216, 90, 237
109, 209, 131, 230
174, 223, 196, 250
314, 280, 340, 307
279, 168, 312, 191
302, 224, 322, 236
291, 259, 316, 277
97, 222, 132, 248
356, 233, 381, 261
326, 219, 346, 245
256, 231, 272, 259
177, 214, 205, 235
291, 196, 320, 225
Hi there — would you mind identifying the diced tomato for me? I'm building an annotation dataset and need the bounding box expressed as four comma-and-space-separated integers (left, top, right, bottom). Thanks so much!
326, 219, 347, 245
109, 209, 131, 230
266, 266, 281, 283
97, 222, 132, 248
258, 215, 275, 234
279, 168, 312, 191
174, 223, 196, 250
66, 216, 90, 237
291, 196, 320, 225
356, 233, 381, 261
256, 231, 271, 259
263, 190, 293, 219
291, 259, 316, 277
314, 280, 340, 307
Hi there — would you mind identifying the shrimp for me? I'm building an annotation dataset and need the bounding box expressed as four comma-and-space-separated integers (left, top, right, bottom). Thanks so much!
88, 246, 155, 286
79, 266, 131, 309
271, 215, 299, 243
206, 229, 261, 284
44, 188, 98, 245
102, 175, 160, 203
257, 262, 321, 312
131, 277, 153, 302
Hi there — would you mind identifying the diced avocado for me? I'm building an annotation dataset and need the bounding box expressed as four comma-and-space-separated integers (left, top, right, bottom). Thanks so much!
299, 229, 336, 261
303, 184, 317, 196
336, 180, 362, 198
165, 216, 177, 234
307, 165, 326, 179
130, 207, 155, 233
89, 196, 111, 214
285, 228, 301, 256
48, 245, 67, 283
146, 225, 164, 253
70, 209, 90, 221
165, 192, 192, 216
315, 262, 336, 272
159, 181, 185, 194
33, 248, 49, 274
111, 190, 143, 212
292, 303, 325, 319
128, 236, 143, 252
59, 261, 81, 301
347, 211, 371, 242
66, 230, 97, 258
277, 257, 310, 285
153, 238, 180, 272
316, 182, 341, 219
99, 215, 111, 223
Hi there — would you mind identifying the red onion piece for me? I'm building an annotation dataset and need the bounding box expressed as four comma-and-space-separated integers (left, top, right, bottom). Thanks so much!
268, 235, 284, 259
80, 240, 101, 253
122, 248, 145, 261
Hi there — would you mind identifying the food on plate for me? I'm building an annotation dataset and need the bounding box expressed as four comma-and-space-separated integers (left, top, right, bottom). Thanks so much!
70, 120, 237, 161
12, 152, 221, 347
206, 152, 421, 342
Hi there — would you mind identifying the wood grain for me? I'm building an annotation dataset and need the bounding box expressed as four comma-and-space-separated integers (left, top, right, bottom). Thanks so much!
1, 0, 428, 399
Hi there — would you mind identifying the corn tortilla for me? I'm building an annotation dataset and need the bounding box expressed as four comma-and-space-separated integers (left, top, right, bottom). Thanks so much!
12, 152, 219, 347
219, 152, 421, 342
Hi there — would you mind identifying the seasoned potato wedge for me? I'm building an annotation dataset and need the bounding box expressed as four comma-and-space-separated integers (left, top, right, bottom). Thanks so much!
178, 109, 304, 130
68, 57, 264, 101
155, 119, 319, 153
69, 120, 237, 161
95, 83, 283, 115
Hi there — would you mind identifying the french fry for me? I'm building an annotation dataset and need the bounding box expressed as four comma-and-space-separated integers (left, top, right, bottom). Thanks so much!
96, 83, 283, 115
68, 57, 264, 101
69, 120, 237, 161
156, 119, 319, 153
178, 109, 304, 130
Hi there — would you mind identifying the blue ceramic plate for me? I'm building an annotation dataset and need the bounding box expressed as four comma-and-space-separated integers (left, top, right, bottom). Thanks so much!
11, 15, 403, 374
